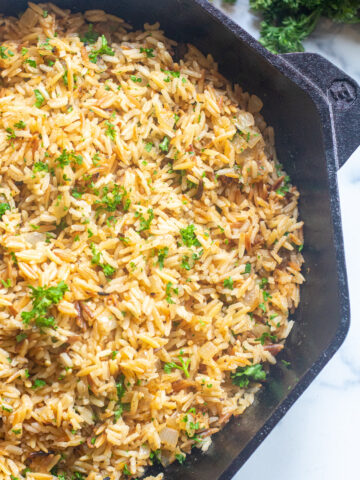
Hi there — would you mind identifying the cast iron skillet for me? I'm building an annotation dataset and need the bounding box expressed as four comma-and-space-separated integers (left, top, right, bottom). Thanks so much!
4, 0, 360, 478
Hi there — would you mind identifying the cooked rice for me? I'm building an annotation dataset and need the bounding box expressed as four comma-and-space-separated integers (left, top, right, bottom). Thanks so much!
0, 3, 304, 479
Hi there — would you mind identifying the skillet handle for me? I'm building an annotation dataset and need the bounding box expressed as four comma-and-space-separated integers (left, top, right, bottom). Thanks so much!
279, 52, 360, 170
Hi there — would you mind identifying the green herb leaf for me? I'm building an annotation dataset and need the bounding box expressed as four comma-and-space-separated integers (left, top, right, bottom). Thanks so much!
14, 120, 26, 129
89, 35, 115, 63
140, 47, 155, 57
31, 378, 46, 389
164, 350, 190, 377
159, 136, 170, 153
16, 332, 27, 342
105, 121, 116, 140
175, 453, 186, 464
55, 149, 83, 168
243, 262, 251, 274
256, 331, 278, 345
223, 277, 234, 290
231, 363, 266, 388
33, 161, 49, 173
137, 208, 154, 232
80, 23, 99, 44
157, 247, 169, 269
71, 188, 83, 199
24, 59, 37, 68
2, 405, 13, 412
21, 281, 68, 329
96, 185, 130, 212
144, 142, 153, 152
130, 75, 142, 83
0, 202, 10, 219
180, 224, 201, 248
34, 89, 45, 108
6, 128, 15, 140
101, 263, 116, 278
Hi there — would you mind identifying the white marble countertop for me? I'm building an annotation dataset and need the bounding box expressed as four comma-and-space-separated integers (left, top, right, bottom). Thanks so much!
210, 1, 360, 479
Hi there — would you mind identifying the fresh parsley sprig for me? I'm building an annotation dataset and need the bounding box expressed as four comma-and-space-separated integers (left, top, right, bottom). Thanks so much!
231, 363, 266, 387
250, 0, 360, 54
21, 281, 68, 329
164, 350, 191, 377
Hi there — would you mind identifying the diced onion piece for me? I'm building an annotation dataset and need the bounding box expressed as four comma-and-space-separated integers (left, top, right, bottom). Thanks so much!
159, 426, 179, 449
199, 341, 217, 360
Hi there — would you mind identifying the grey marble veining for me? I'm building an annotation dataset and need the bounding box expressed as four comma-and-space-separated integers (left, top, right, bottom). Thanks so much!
210, 1, 360, 478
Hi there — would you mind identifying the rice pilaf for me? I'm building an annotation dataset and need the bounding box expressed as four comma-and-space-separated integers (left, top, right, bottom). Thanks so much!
0, 3, 304, 479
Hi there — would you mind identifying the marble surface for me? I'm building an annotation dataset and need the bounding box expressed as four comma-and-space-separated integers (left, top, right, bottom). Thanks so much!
209, 1, 360, 479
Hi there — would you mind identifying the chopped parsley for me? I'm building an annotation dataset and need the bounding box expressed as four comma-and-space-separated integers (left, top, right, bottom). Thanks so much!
6, 128, 15, 140
1, 278, 11, 288
92, 153, 101, 166
0, 202, 10, 219
175, 453, 186, 464
90, 243, 116, 278
144, 142, 153, 152
89, 35, 115, 63
180, 224, 201, 247
136, 208, 154, 232
130, 75, 142, 83
55, 149, 83, 168
14, 120, 26, 129
21, 281, 68, 329
33, 161, 49, 173
2, 404, 12, 412
231, 364, 266, 388
96, 185, 130, 212
159, 136, 170, 153
102, 264, 116, 277
80, 23, 99, 44
71, 188, 83, 199
149, 450, 161, 465
62, 70, 77, 88
0, 46, 14, 59
276, 175, 291, 196
16, 332, 27, 342
140, 47, 155, 58
281, 359, 291, 368
260, 277, 268, 288
243, 262, 251, 274
24, 59, 37, 68
165, 281, 178, 304
105, 121, 116, 140
164, 350, 190, 377
162, 69, 180, 78
157, 247, 169, 269
34, 89, 45, 108
262, 290, 272, 301
259, 302, 266, 313
256, 331, 278, 345
113, 374, 130, 423
223, 277, 234, 290
31, 379, 47, 389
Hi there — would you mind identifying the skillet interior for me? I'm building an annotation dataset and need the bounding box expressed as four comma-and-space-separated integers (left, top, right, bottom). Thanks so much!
0, 1, 350, 478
